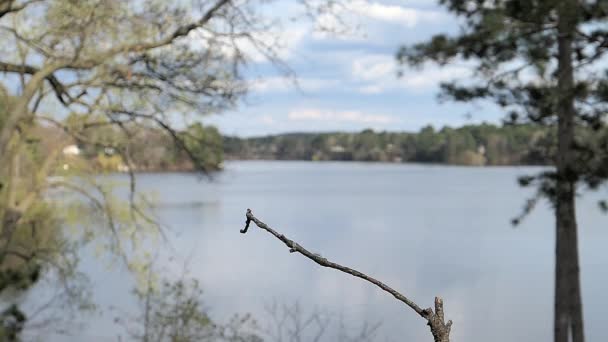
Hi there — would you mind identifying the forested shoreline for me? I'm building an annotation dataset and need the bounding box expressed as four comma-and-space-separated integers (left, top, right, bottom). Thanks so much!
39, 121, 562, 173
224, 123, 556, 166
46, 120, 606, 170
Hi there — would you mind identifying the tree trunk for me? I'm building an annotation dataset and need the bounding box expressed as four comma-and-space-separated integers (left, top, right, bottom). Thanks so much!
555, 2, 584, 342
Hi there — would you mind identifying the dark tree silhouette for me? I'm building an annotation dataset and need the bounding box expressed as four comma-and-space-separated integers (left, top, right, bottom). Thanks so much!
397, 1, 608, 341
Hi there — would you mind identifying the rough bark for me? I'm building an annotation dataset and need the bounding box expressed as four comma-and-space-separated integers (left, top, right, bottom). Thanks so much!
555, 2, 584, 342
242, 209, 452, 342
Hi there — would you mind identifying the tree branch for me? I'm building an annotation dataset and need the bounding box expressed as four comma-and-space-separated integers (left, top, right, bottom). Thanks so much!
65, 0, 232, 70
0, 59, 69, 164
0, 61, 70, 104
241, 209, 453, 342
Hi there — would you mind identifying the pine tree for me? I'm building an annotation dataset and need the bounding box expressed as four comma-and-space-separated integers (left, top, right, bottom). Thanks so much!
398, 1, 608, 341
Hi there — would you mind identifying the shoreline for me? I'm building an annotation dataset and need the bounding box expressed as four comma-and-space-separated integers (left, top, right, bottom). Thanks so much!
103, 159, 551, 175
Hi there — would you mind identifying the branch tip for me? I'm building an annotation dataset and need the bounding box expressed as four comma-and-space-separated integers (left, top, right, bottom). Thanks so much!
240, 209, 253, 234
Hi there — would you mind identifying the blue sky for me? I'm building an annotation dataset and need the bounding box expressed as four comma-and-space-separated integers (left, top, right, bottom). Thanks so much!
207, 0, 504, 137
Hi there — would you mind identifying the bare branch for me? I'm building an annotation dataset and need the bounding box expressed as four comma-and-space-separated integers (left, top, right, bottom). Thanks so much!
242, 209, 425, 315
241, 209, 453, 342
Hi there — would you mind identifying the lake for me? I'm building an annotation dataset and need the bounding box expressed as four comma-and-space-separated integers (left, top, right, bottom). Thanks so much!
39, 161, 608, 341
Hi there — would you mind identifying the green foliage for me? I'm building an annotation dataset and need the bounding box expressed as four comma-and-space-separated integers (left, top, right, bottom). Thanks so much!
397, 0, 608, 195
0, 112, 164, 340
181, 123, 224, 172
0, 264, 40, 294
56, 116, 225, 172
0, 304, 26, 341
224, 123, 555, 166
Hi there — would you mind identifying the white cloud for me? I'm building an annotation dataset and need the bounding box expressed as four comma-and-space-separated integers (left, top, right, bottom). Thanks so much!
288, 108, 398, 124
310, 0, 446, 42
249, 77, 292, 93
250, 77, 340, 93
349, 1, 444, 27
247, 26, 309, 62
402, 64, 471, 88
351, 53, 471, 93
352, 54, 396, 82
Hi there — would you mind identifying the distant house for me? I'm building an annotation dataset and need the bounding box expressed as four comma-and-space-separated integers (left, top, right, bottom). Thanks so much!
62, 144, 81, 156
104, 147, 116, 156
117, 164, 130, 172
329, 145, 345, 153
328, 145, 352, 160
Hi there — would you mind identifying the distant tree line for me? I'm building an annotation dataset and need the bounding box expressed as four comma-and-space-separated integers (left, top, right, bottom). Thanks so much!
42, 120, 605, 170
224, 123, 559, 166
36, 118, 224, 173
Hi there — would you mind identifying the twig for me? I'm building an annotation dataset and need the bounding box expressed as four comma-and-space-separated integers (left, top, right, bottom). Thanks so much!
241, 209, 453, 342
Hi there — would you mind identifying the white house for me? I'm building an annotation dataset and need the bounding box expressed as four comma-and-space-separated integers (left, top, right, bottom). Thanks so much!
62, 144, 81, 156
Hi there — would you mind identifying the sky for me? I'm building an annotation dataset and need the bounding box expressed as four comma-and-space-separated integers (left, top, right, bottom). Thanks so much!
207, 0, 504, 137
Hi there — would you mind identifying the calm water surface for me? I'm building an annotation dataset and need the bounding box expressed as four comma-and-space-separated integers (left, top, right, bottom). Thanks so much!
48, 161, 608, 341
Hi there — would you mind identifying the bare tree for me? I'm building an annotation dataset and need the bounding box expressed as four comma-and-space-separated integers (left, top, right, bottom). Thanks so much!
115, 263, 262, 342
241, 209, 453, 342
260, 300, 381, 342
118, 262, 383, 342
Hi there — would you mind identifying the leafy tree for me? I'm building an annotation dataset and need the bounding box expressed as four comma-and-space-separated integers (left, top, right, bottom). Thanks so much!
1, 87, 89, 340
415, 125, 444, 162
0, 0, 344, 338
181, 123, 224, 171
398, 1, 608, 341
